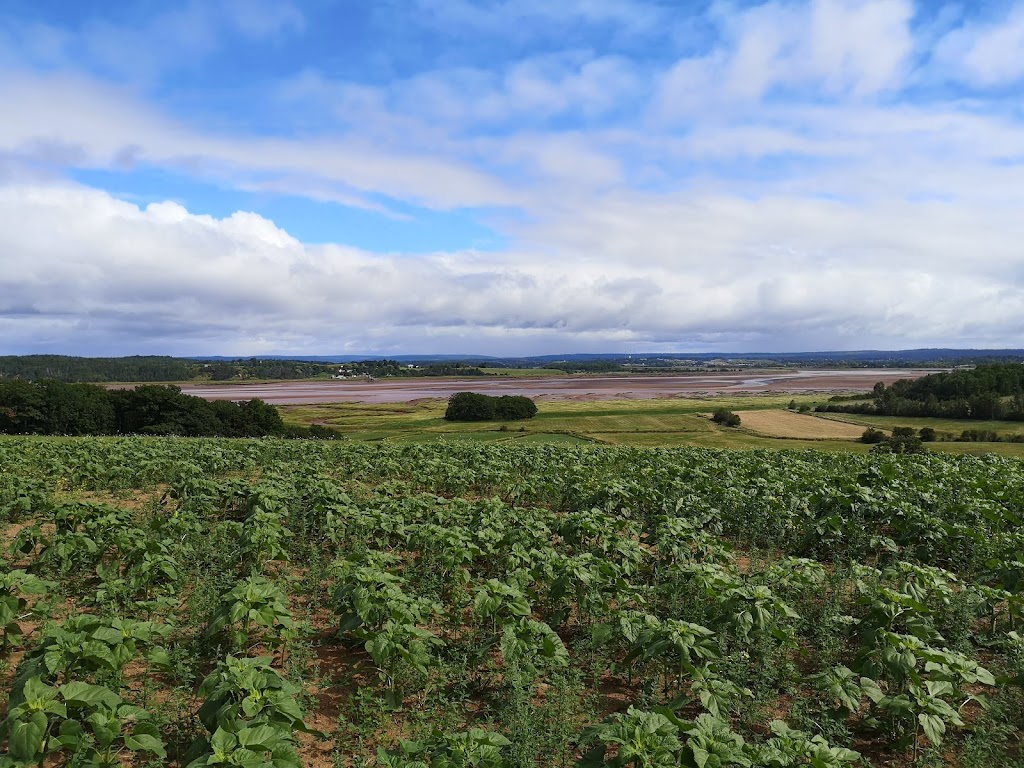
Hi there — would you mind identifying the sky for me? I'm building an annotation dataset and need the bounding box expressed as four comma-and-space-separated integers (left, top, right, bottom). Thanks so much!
1, 0, 1024, 357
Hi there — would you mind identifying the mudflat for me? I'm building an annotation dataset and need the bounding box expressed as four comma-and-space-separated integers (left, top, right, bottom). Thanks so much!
179, 369, 930, 405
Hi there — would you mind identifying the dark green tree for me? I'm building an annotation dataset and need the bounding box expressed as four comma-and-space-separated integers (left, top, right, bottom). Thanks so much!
712, 408, 741, 427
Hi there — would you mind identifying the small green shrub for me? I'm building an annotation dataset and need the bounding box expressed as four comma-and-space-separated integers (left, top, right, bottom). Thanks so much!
711, 409, 741, 427
861, 428, 886, 444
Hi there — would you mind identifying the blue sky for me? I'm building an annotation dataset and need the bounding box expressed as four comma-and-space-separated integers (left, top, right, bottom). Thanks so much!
1, 0, 1024, 355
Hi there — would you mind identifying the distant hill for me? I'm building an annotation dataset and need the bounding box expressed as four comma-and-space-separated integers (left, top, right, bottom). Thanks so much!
1, 349, 1022, 383
194, 354, 500, 362
195, 349, 1024, 366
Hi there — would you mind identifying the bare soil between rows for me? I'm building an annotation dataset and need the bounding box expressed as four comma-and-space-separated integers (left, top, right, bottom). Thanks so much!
178, 369, 931, 405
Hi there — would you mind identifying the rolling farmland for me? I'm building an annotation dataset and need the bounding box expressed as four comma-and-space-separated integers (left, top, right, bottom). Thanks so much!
1, 437, 1022, 767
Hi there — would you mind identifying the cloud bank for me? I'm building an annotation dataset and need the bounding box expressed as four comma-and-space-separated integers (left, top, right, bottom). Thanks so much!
1, 0, 1024, 355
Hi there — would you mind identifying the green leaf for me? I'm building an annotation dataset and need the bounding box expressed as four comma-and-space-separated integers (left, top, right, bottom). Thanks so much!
859, 677, 884, 703
690, 745, 710, 768
79, 640, 119, 671
91, 627, 125, 644
148, 646, 172, 668
831, 748, 861, 761
60, 681, 120, 710
124, 727, 167, 758
241, 695, 263, 718
237, 725, 283, 751
919, 713, 945, 746
23, 675, 57, 706
211, 727, 238, 754
9, 711, 48, 761
228, 747, 271, 768
54, 718, 85, 750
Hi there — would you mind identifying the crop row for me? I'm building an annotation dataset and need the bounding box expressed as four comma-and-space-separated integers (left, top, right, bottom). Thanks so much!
0, 437, 1022, 767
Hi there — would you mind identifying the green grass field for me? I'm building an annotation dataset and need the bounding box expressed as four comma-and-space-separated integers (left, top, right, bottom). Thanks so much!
477, 366, 568, 377
816, 411, 1024, 437
280, 394, 1024, 456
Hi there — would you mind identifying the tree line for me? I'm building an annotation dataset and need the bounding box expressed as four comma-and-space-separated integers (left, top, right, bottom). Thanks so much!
0, 356, 334, 383
817, 363, 1024, 421
0, 356, 492, 384
0, 380, 291, 437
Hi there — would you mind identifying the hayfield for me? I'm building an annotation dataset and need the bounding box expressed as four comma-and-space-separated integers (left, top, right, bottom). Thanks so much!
737, 409, 872, 440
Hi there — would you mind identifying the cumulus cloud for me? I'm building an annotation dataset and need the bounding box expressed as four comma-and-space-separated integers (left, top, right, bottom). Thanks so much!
932, 4, 1024, 87
2, 181, 1024, 355
1, 0, 1023, 354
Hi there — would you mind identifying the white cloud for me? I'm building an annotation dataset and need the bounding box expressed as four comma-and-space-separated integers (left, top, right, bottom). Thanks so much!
2, 181, 1024, 355
933, 4, 1024, 87
657, 0, 914, 116
0, 71, 519, 211
1, 1, 1023, 353
284, 53, 643, 133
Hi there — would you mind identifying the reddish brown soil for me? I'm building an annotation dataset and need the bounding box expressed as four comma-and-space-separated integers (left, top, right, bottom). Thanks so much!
177, 369, 931, 405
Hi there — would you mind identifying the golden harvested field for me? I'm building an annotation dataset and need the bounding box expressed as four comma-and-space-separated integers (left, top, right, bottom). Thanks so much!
737, 409, 873, 440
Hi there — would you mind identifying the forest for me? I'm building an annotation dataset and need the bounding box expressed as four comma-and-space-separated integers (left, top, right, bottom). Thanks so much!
818, 364, 1024, 421
0, 357, 330, 383
0, 380, 284, 437
0, 356, 488, 384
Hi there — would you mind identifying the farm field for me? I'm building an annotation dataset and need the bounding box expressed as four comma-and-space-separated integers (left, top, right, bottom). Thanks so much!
0, 437, 1022, 768
278, 396, 1024, 456
735, 411, 870, 440
816, 412, 1024, 440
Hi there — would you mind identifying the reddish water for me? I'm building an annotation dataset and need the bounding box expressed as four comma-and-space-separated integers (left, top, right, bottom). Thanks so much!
178, 369, 928, 405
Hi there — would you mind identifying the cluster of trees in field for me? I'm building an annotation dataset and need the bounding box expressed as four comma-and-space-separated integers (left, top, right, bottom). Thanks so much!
0, 380, 289, 437
711, 408, 741, 426
861, 426, 929, 453
444, 391, 538, 421
818, 363, 1024, 420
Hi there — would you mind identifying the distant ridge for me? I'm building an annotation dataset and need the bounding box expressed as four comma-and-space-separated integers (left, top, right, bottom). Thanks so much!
3, 350, 1021, 384
189, 349, 1024, 364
